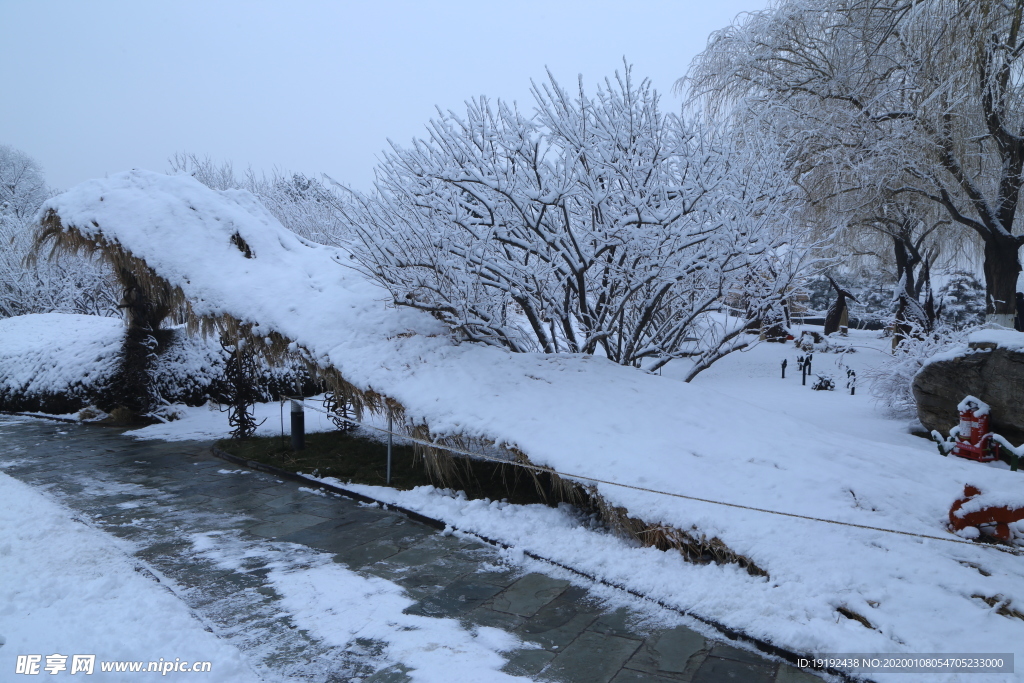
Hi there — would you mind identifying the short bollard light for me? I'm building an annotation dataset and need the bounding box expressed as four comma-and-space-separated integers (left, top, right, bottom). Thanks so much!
290, 399, 305, 451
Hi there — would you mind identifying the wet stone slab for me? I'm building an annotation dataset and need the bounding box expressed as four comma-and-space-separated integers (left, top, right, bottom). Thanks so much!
0, 416, 821, 683
624, 625, 706, 677
492, 572, 571, 617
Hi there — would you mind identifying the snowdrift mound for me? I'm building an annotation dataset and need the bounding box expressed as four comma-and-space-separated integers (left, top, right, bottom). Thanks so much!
40, 171, 1024, 678
0, 313, 122, 413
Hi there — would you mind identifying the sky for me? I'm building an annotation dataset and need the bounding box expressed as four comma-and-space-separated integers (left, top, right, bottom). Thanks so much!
2, 1, 768, 193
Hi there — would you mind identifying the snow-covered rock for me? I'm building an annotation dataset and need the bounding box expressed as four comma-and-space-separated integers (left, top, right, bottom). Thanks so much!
915, 335, 1024, 442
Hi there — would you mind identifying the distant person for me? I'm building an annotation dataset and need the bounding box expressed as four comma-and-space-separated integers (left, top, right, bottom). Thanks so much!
1016, 292, 1024, 331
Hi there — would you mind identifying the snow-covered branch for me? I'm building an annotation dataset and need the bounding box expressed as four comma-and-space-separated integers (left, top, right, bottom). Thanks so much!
341, 67, 810, 374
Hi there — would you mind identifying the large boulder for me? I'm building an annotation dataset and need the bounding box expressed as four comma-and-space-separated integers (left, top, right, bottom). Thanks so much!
914, 329, 1024, 442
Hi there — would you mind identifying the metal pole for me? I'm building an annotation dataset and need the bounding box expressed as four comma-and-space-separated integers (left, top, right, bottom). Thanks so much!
387, 414, 393, 485
290, 399, 305, 451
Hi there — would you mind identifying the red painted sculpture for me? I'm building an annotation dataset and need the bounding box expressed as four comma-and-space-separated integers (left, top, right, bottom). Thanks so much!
949, 485, 1024, 542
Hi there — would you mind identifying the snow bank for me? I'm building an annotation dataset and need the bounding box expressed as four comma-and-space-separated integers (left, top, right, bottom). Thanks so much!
43, 171, 1024, 679
0, 313, 122, 413
968, 328, 1024, 350
0, 471, 254, 681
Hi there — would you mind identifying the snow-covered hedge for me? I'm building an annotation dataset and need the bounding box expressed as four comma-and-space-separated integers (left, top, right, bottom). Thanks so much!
0, 313, 123, 413
0, 313, 312, 415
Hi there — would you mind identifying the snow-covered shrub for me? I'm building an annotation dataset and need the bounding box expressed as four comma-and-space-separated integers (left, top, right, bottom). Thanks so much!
0, 314, 313, 415
0, 313, 123, 414
149, 328, 229, 406
865, 324, 969, 416
149, 328, 314, 407
793, 330, 857, 354
341, 67, 808, 377
936, 272, 986, 330
811, 375, 835, 391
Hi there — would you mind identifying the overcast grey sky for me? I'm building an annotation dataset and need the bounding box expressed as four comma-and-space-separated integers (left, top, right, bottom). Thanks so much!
3, 1, 766, 192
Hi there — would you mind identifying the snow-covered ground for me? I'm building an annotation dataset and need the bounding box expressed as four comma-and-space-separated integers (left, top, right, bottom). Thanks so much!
0, 464, 255, 681
125, 395, 344, 442
668, 328, 928, 450
0, 416, 536, 682
187, 528, 534, 683
116, 329, 1024, 683
33, 171, 1024, 681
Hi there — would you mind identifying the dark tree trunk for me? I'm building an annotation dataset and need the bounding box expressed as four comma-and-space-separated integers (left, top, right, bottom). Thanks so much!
101, 268, 170, 419
103, 326, 156, 418
983, 235, 1023, 318
824, 296, 845, 335
824, 276, 856, 335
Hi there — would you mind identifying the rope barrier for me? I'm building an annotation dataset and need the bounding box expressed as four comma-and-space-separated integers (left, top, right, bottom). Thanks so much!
289, 397, 1024, 557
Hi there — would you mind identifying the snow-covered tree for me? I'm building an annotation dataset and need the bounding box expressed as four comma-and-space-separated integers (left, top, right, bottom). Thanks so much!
0, 145, 117, 318
688, 0, 1024, 325
340, 67, 810, 377
936, 272, 986, 330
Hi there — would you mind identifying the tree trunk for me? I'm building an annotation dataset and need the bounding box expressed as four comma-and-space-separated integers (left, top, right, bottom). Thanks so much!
982, 235, 1023, 321
102, 268, 166, 419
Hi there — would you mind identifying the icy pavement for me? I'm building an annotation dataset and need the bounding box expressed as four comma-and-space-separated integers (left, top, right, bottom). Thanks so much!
0, 416, 822, 683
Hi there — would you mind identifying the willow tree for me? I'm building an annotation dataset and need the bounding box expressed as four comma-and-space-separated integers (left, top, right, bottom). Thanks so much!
688, 0, 1024, 325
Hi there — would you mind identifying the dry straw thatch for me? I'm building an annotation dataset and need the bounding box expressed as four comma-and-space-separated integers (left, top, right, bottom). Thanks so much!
30, 208, 762, 575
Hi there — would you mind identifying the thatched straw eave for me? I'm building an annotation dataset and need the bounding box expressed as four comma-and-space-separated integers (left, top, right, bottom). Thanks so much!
28, 208, 404, 424
28, 206, 762, 576
33, 209, 186, 332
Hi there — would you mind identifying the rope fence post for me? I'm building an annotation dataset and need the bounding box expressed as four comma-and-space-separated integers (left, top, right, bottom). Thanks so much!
290, 398, 305, 451
291, 399, 1024, 557
387, 413, 393, 485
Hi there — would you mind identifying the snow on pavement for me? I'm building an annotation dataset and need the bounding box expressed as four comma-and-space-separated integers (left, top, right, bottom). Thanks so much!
0, 421, 534, 683
0, 470, 256, 681
189, 530, 534, 683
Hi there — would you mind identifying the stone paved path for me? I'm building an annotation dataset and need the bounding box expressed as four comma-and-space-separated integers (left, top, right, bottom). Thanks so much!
0, 416, 824, 683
